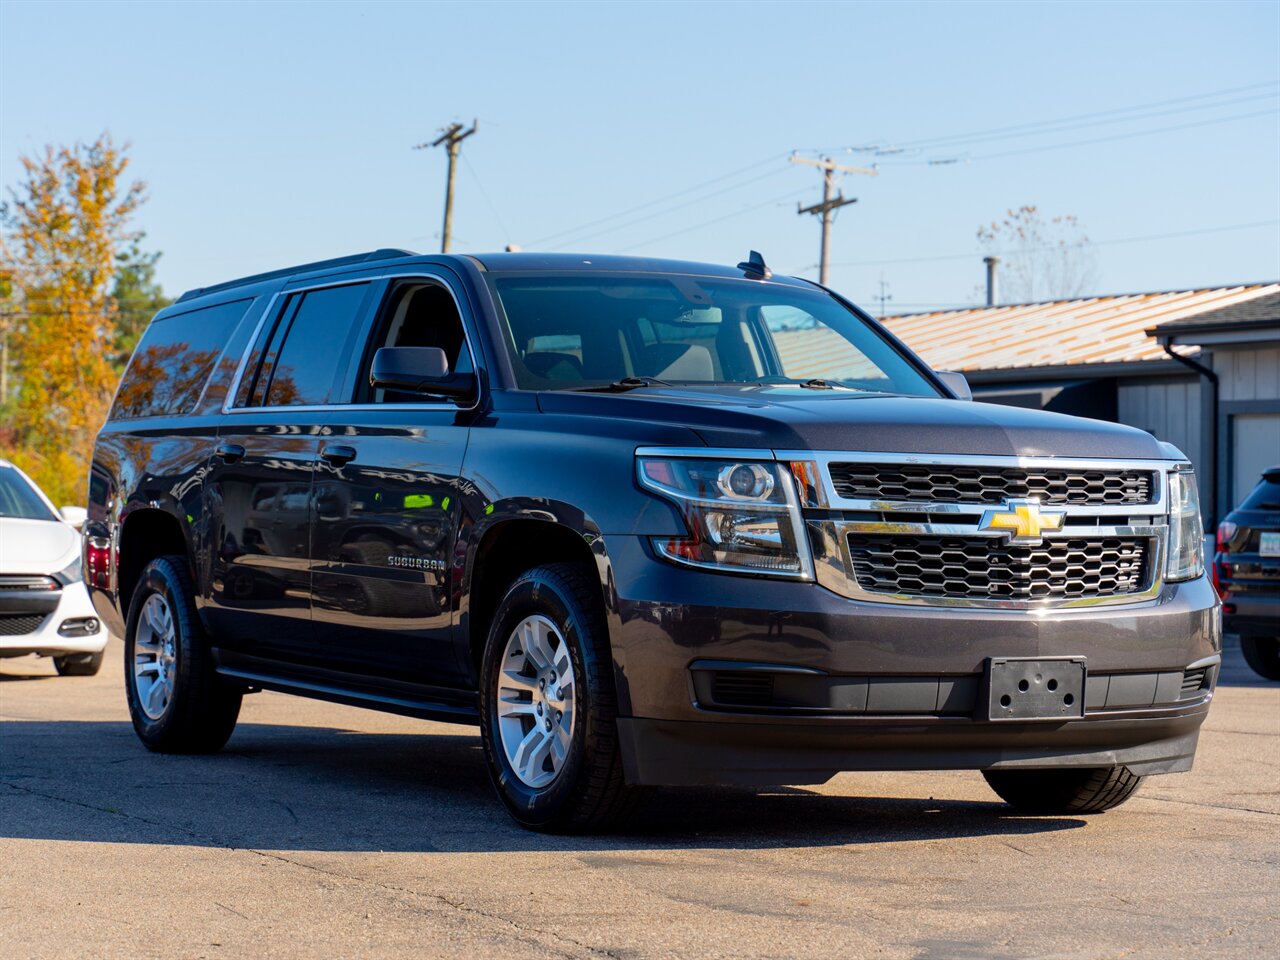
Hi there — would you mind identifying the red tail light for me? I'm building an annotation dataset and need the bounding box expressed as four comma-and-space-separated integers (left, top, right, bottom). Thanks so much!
85, 538, 113, 589
1216, 520, 1237, 553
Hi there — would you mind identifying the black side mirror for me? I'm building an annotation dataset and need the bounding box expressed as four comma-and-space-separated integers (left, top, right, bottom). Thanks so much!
370, 346, 475, 400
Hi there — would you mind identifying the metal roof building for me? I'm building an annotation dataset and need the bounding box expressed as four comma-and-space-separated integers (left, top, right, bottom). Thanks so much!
878, 283, 1280, 525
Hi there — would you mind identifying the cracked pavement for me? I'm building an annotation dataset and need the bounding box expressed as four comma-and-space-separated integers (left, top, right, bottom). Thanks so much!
2, 636, 1277, 959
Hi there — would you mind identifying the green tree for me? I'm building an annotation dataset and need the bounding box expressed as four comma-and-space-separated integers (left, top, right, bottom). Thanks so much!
111, 237, 170, 365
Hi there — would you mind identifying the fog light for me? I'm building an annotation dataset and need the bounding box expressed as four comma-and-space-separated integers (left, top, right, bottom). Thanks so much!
57, 617, 100, 638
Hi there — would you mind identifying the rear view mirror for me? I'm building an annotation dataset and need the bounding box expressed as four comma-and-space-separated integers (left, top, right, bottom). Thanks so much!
370, 346, 475, 400
936, 370, 972, 401
60, 506, 88, 529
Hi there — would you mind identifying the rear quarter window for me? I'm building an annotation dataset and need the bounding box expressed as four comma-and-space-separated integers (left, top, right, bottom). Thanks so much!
111, 299, 254, 419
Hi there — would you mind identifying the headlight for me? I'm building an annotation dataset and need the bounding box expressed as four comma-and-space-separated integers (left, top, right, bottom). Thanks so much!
57, 556, 84, 584
637, 455, 814, 579
1166, 467, 1204, 582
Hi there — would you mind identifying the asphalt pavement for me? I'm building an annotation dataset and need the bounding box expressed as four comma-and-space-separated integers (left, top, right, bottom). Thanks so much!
2, 636, 1277, 960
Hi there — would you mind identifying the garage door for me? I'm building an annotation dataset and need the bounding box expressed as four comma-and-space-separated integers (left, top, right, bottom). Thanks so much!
1232, 413, 1280, 507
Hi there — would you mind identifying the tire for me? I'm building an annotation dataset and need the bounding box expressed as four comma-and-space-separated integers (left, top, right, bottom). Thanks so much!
478, 563, 635, 832
983, 766, 1144, 814
124, 555, 242, 753
53, 651, 103, 676
1240, 635, 1280, 681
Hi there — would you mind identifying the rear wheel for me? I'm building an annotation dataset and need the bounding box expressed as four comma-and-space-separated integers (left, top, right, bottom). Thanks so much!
53, 651, 103, 676
479, 563, 635, 832
1240, 635, 1280, 681
124, 556, 242, 753
983, 766, 1143, 814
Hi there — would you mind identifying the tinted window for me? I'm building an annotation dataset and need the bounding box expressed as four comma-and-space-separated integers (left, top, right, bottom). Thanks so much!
0, 465, 56, 521
358, 282, 474, 403
112, 299, 253, 419
1241, 475, 1280, 510
490, 274, 938, 396
255, 284, 370, 406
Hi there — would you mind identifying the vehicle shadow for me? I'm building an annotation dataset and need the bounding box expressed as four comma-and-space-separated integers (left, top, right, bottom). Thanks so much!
1216, 635, 1279, 688
0, 719, 1086, 854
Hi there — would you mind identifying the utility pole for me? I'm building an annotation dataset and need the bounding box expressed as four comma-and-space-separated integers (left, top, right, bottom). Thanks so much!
876, 272, 893, 318
414, 119, 478, 253
791, 154, 877, 285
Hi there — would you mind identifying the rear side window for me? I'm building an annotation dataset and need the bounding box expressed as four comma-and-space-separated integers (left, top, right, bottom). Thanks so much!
238, 283, 372, 407
111, 299, 253, 419
1240, 475, 1280, 510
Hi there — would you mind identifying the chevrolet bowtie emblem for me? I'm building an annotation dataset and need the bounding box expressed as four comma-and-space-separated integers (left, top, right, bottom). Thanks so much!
979, 499, 1066, 545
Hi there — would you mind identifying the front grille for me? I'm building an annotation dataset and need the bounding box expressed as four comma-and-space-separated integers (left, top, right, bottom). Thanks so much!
828, 463, 1155, 505
0, 614, 45, 636
0, 576, 59, 591
847, 534, 1151, 601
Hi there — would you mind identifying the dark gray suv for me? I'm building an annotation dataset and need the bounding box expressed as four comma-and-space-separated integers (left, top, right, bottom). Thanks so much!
85, 249, 1221, 831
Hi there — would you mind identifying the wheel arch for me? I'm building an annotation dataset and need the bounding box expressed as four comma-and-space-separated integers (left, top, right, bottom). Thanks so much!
117, 506, 193, 620
461, 502, 617, 685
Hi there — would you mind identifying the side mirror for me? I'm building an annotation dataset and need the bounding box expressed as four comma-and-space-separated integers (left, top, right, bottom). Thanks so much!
370, 346, 475, 400
936, 370, 972, 401
60, 506, 88, 529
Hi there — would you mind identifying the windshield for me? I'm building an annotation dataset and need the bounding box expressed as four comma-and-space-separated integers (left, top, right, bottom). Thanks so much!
0, 465, 57, 521
489, 274, 940, 396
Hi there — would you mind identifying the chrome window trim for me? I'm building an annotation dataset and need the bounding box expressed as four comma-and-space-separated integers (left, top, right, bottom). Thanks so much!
221, 272, 482, 415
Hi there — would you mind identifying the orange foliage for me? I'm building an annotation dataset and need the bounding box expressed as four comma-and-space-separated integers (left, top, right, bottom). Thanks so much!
0, 134, 145, 505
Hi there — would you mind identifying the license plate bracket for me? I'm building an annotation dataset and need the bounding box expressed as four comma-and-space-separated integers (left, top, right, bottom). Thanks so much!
1260, 531, 1280, 557
985, 657, 1086, 721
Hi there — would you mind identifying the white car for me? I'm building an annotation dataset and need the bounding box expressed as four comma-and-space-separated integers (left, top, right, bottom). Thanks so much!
0, 459, 108, 675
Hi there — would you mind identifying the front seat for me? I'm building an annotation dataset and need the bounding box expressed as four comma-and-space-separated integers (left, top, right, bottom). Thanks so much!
641, 343, 715, 381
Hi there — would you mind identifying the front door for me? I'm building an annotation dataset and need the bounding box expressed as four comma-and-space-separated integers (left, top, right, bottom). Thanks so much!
310, 277, 477, 686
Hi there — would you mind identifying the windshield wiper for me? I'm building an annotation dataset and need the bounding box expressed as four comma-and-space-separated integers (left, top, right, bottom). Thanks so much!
571, 376, 674, 393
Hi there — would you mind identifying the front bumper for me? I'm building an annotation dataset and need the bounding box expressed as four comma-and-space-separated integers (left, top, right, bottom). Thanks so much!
0, 580, 109, 658
604, 535, 1220, 785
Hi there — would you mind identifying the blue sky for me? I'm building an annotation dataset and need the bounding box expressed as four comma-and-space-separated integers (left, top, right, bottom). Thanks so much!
1, 0, 1277, 311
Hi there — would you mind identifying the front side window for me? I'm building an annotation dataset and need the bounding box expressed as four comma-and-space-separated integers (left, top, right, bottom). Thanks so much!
240, 283, 371, 407
0, 465, 57, 521
356, 281, 474, 404
488, 274, 939, 396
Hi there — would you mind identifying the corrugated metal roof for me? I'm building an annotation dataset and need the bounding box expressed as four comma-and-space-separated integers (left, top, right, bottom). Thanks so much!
877, 284, 1280, 374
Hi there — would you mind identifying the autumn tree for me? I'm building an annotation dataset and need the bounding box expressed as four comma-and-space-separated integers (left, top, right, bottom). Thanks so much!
977, 206, 1099, 303
0, 134, 146, 504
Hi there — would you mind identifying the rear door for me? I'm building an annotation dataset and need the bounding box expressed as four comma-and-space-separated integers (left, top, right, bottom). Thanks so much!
309, 274, 477, 686
204, 280, 375, 665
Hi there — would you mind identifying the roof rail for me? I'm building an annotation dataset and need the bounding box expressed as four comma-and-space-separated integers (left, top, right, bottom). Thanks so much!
175, 248, 419, 303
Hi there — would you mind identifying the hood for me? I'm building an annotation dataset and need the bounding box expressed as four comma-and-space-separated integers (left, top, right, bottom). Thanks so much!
0, 517, 78, 575
537, 386, 1170, 460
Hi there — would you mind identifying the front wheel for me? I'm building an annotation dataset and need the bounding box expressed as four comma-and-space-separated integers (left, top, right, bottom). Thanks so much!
478, 563, 635, 832
983, 766, 1143, 814
1240, 635, 1280, 681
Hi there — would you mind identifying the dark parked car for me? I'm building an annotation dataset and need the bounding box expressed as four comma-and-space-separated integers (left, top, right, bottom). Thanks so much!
1216, 466, 1280, 679
86, 249, 1221, 831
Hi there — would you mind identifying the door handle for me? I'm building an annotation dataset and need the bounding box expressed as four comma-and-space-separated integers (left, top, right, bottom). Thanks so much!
321, 445, 357, 466
214, 442, 245, 463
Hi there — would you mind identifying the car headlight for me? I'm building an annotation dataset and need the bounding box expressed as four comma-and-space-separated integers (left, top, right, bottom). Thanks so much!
1166, 467, 1204, 582
637, 455, 814, 579
57, 556, 84, 585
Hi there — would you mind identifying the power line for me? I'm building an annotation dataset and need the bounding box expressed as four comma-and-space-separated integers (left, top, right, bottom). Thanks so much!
549, 165, 792, 251
614, 187, 811, 254
824, 219, 1280, 269
803, 80, 1279, 156
461, 152, 512, 245
524, 153, 788, 248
